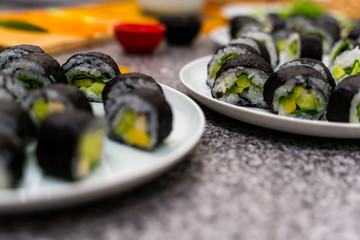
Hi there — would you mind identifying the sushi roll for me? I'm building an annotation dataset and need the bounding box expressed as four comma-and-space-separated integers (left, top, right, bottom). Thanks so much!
264, 66, 332, 120
1, 52, 67, 90
37, 112, 106, 181
261, 13, 286, 33
0, 73, 28, 102
107, 88, 172, 150
0, 44, 44, 70
284, 32, 323, 62
0, 132, 25, 189
0, 100, 36, 146
302, 24, 336, 53
230, 16, 261, 39
22, 84, 93, 125
102, 72, 163, 112
278, 58, 335, 88
286, 16, 313, 32
211, 54, 273, 108
62, 52, 121, 102
327, 75, 360, 122
230, 37, 271, 64
329, 39, 360, 63
330, 47, 360, 84
207, 43, 258, 87
242, 31, 279, 68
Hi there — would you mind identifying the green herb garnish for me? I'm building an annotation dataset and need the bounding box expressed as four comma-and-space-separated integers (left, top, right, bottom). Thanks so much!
0, 20, 47, 32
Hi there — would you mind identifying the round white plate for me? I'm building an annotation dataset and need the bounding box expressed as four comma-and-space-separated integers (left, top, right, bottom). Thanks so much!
180, 56, 360, 138
0, 85, 205, 213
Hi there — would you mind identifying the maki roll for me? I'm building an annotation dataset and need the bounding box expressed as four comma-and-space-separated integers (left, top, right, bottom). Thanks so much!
102, 72, 163, 112
264, 66, 332, 120
0, 73, 28, 102
0, 100, 36, 146
0, 132, 25, 189
0, 44, 44, 70
242, 31, 279, 68
262, 13, 286, 33
22, 84, 93, 125
62, 52, 121, 102
327, 75, 360, 122
230, 37, 271, 64
329, 39, 360, 63
107, 88, 172, 150
1, 52, 67, 90
207, 43, 258, 87
278, 58, 335, 88
230, 16, 261, 39
330, 47, 360, 84
37, 112, 106, 181
211, 54, 273, 108
284, 32, 323, 62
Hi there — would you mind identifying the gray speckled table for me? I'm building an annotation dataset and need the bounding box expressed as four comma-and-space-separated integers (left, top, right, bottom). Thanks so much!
1, 36, 360, 240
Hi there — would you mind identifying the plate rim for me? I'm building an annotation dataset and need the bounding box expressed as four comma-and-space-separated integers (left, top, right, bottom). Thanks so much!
180, 55, 360, 139
0, 84, 205, 213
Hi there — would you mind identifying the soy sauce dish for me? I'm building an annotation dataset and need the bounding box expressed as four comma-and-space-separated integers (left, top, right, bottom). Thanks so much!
114, 23, 166, 53
159, 16, 201, 45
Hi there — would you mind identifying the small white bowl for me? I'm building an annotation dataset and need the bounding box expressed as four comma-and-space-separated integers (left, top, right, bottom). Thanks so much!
137, 0, 204, 16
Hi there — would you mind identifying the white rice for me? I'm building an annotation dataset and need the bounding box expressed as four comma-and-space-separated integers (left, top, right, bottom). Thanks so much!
243, 31, 278, 68
212, 67, 269, 107
230, 38, 260, 53
349, 92, 360, 123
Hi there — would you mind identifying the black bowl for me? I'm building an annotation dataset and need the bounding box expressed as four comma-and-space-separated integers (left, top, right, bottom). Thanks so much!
159, 16, 201, 45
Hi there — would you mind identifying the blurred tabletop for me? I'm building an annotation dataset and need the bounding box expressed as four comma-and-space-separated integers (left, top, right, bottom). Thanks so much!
1, 1, 360, 240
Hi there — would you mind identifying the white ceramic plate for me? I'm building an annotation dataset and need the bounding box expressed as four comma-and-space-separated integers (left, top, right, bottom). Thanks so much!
0, 85, 205, 213
180, 56, 360, 138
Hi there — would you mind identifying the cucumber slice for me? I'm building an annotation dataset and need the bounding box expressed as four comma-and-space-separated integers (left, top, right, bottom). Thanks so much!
333, 65, 346, 80
293, 85, 306, 101
296, 93, 319, 111
279, 94, 296, 114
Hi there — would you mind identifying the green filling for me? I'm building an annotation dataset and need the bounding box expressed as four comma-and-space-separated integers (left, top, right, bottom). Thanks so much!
113, 109, 150, 147
32, 99, 48, 121
332, 40, 351, 61
17, 75, 44, 89
114, 110, 135, 135
228, 74, 253, 94
277, 40, 286, 52
70, 73, 108, 96
289, 40, 298, 56
77, 129, 105, 178
211, 53, 238, 78
334, 61, 360, 80
279, 86, 320, 114
357, 102, 360, 120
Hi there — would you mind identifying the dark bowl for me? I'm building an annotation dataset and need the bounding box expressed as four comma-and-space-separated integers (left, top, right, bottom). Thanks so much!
159, 16, 201, 45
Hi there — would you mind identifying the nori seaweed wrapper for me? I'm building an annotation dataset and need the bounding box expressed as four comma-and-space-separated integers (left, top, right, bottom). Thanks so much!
264, 66, 329, 111
348, 26, 360, 40
102, 72, 163, 106
314, 16, 341, 43
0, 100, 36, 146
107, 88, 172, 150
246, 38, 271, 65
0, 131, 25, 188
230, 16, 260, 39
36, 111, 102, 181
0, 44, 44, 70
299, 34, 323, 61
279, 58, 335, 88
23, 84, 93, 114
215, 53, 273, 80
326, 75, 360, 122
2, 52, 67, 85
62, 52, 120, 79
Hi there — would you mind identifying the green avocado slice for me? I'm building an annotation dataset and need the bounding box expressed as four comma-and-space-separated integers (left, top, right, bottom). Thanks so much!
296, 93, 319, 111
333, 65, 346, 80
229, 74, 252, 94
279, 94, 296, 114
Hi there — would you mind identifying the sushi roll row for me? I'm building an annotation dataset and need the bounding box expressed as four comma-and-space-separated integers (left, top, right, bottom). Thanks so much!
0, 44, 121, 103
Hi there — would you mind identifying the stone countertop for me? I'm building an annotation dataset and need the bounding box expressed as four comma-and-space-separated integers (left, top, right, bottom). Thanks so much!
2, 37, 360, 240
